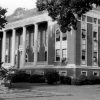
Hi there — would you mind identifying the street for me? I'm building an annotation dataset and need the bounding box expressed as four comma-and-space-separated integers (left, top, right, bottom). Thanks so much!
0, 83, 100, 100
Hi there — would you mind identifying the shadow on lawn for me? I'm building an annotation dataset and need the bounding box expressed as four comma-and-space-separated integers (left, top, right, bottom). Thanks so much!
4, 83, 47, 90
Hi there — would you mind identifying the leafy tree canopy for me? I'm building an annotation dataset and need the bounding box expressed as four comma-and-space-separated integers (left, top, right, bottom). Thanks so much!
0, 7, 7, 29
36, 0, 100, 32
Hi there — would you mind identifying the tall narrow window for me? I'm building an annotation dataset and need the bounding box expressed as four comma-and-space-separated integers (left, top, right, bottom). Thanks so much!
93, 52, 98, 66
37, 52, 39, 61
62, 49, 67, 58
93, 31, 97, 42
81, 50, 86, 64
56, 29, 60, 41
62, 33, 67, 41
45, 51, 47, 61
25, 53, 28, 62
93, 18, 97, 24
56, 49, 60, 61
82, 15, 86, 22
82, 29, 86, 40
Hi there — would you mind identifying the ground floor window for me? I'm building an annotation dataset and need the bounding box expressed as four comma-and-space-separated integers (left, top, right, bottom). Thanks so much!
56, 49, 60, 61
81, 50, 86, 65
93, 52, 98, 66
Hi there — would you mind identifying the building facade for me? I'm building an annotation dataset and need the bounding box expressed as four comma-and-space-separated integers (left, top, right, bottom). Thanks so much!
1, 8, 100, 78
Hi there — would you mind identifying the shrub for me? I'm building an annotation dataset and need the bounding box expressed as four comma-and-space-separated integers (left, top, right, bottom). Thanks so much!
60, 76, 71, 85
28, 74, 45, 83
71, 75, 87, 85
9, 71, 30, 83
87, 75, 100, 85
45, 70, 60, 84
71, 78, 80, 85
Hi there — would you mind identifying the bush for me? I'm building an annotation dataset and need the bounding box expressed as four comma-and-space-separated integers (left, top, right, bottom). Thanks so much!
45, 70, 60, 84
87, 75, 100, 85
71, 75, 87, 85
28, 74, 45, 83
60, 76, 71, 85
9, 71, 30, 83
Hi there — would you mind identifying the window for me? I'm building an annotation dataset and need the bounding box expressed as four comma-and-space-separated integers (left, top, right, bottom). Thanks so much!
93, 71, 99, 76
82, 29, 86, 40
81, 50, 86, 64
62, 49, 67, 58
93, 52, 98, 65
81, 71, 87, 76
93, 18, 97, 24
37, 52, 39, 61
62, 33, 67, 41
93, 31, 97, 40
59, 71, 67, 76
25, 53, 28, 62
93, 31, 98, 48
56, 29, 60, 41
82, 15, 86, 22
56, 49, 60, 61
45, 51, 47, 61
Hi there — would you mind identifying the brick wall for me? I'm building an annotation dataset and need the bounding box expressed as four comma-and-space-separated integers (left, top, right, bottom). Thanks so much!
48, 23, 55, 64
87, 23, 92, 66
67, 29, 76, 64
75, 21, 81, 65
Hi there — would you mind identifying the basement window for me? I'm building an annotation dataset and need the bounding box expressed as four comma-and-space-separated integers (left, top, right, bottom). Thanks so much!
81, 71, 87, 76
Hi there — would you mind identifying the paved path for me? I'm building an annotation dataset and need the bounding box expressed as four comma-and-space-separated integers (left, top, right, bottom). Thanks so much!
0, 83, 100, 100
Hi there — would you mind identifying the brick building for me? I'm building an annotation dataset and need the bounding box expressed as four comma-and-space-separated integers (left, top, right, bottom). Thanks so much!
0, 8, 100, 78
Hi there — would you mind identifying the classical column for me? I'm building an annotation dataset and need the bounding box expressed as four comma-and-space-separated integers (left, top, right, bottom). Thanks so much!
2, 30, 6, 63
34, 24, 38, 64
21, 26, 26, 67
11, 29, 16, 67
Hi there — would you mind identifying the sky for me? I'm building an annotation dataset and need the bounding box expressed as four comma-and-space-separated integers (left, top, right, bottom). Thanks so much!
0, 0, 37, 15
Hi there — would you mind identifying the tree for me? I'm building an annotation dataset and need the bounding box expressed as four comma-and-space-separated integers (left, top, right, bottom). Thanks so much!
36, 0, 100, 32
0, 7, 7, 29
